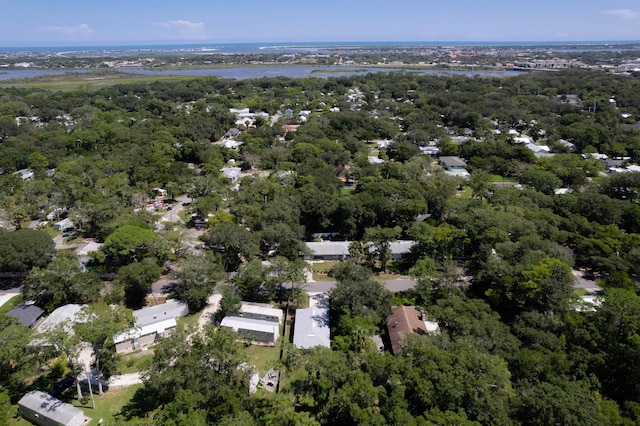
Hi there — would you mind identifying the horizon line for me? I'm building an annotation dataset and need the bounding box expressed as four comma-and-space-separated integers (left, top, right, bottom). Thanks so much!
2, 39, 640, 49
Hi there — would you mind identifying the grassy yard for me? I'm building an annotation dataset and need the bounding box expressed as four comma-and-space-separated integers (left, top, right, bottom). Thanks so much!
0, 294, 23, 315
573, 287, 589, 297
488, 174, 517, 182
72, 384, 143, 425
8, 384, 143, 425
311, 261, 339, 281
115, 351, 154, 375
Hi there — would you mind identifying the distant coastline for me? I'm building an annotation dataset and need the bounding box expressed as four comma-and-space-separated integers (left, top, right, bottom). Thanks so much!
1, 40, 639, 57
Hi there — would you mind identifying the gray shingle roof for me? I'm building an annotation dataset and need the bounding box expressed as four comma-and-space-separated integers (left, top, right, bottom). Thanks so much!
7, 304, 44, 328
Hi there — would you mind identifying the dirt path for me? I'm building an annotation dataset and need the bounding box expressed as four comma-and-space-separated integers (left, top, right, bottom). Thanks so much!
197, 294, 221, 330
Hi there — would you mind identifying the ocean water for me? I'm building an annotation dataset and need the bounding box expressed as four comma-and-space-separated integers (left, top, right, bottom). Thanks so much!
1, 40, 639, 56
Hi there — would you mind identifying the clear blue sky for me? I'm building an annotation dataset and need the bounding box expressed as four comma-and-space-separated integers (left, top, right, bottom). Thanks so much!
1, 0, 639, 46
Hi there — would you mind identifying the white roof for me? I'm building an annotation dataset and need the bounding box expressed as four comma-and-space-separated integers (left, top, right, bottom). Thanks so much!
37, 304, 85, 332
306, 240, 415, 257
306, 241, 351, 257
293, 307, 330, 348
75, 241, 103, 256
220, 316, 279, 335
18, 391, 84, 425
113, 317, 177, 344
239, 303, 283, 322
133, 300, 188, 327
221, 167, 242, 179
445, 169, 470, 178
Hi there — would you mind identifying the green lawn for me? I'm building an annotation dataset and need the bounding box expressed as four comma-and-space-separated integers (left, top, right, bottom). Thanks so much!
573, 288, 589, 297
8, 384, 143, 425
115, 351, 154, 375
0, 294, 23, 315
72, 384, 143, 425
311, 261, 339, 281
488, 174, 517, 182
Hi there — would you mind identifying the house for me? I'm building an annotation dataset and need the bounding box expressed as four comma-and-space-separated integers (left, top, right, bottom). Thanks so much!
304, 240, 415, 261
114, 300, 188, 354
557, 139, 576, 151
513, 136, 533, 144
438, 156, 470, 178
75, 241, 103, 257
114, 317, 177, 354
220, 316, 280, 346
419, 146, 440, 156
18, 390, 85, 426
224, 128, 241, 139
53, 218, 74, 232
134, 299, 188, 327
387, 306, 440, 356
375, 139, 391, 149
7, 304, 44, 328
221, 166, 242, 183
305, 241, 351, 260
237, 303, 283, 323
282, 124, 300, 132
223, 139, 243, 150
13, 168, 34, 180
37, 304, 85, 333
293, 307, 330, 348
368, 156, 385, 165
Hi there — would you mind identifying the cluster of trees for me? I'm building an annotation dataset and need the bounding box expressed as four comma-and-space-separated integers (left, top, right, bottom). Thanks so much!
2, 68, 640, 423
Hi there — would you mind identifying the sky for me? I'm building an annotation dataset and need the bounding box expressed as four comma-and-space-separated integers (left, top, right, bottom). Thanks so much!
1, 0, 639, 47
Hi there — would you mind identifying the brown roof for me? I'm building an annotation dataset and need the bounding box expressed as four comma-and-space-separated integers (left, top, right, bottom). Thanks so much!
387, 306, 428, 355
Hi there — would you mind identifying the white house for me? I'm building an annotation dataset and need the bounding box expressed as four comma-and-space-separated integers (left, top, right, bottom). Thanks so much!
220, 316, 280, 346
18, 391, 85, 426
293, 307, 330, 349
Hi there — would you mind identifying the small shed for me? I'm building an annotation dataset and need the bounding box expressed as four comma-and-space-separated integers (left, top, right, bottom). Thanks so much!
220, 316, 279, 346
18, 390, 85, 426
7, 304, 44, 328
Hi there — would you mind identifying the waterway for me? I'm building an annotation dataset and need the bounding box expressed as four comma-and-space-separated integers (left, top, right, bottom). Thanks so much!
0, 66, 525, 81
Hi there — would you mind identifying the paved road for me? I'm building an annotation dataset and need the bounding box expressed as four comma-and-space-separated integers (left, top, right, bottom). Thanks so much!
157, 194, 191, 228
305, 279, 417, 293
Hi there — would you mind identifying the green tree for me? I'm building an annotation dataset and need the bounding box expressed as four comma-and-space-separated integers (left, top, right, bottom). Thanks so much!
137, 326, 251, 422
0, 314, 41, 396
172, 253, 225, 313
202, 222, 260, 271
365, 226, 402, 272
100, 224, 157, 267
23, 256, 102, 313
75, 302, 134, 395
0, 229, 55, 272
116, 257, 162, 308
215, 284, 242, 323
519, 169, 562, 195
329, 262, 392, 329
